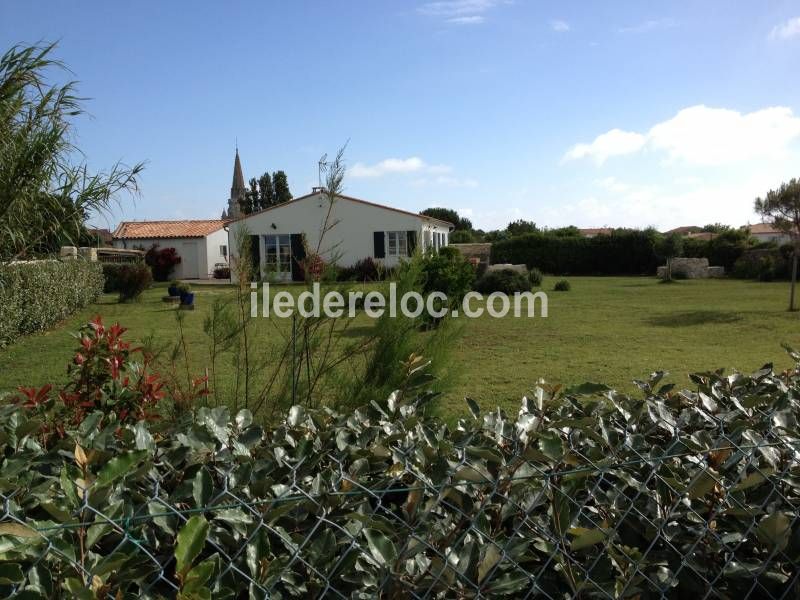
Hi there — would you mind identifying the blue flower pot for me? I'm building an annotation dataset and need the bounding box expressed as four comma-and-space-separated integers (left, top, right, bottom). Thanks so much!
180, 291, 194, 306
168, 285, 179, 297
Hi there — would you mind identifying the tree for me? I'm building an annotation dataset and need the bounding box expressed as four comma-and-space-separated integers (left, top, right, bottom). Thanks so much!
258, 172, 274, 207
702, 223, 731, 233
449, 230, 474, 243
421, 208, 472, 230
657, 233, 684, 282
247, 177, 259, 213
272, 170, 292, 205
0, 43, 143, 259
506, 220, 538, 237
755, 178, 800, 311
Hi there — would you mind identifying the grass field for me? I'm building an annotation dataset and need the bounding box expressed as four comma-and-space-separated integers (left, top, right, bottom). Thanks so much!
1, 277, 798, 417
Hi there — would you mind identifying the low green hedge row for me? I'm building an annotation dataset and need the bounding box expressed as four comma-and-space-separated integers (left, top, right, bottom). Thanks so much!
0, 259, 103, 347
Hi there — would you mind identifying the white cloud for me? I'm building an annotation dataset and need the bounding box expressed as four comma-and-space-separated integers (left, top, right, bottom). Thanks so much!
448, 15, 484, 24
547, 161, 790, 231
418, 0, 506, 24
350, 157, 451, 178
595, 176, 631, 193
769, 17, 800, 40
412, 175, 479, 188
563, 129, 646, 165
564, 105, 800, 166
618, 18, 676, 34
417, 0, 496, 17
550, 19, 570, 32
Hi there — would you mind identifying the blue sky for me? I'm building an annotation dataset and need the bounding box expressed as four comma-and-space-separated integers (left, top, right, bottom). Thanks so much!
3, 1, 800, 231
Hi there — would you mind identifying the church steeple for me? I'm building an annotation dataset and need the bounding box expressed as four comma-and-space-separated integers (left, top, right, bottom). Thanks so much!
227, 147, 247, 219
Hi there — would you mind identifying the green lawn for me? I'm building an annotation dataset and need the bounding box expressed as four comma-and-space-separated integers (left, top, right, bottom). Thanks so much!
1, 277, 798, 418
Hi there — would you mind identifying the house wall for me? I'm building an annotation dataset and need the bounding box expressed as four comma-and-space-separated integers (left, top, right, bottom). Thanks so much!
112, 237, 210, 279
205, 228, 230, 276
752, 232, 792, 245
228, 193, 451, 279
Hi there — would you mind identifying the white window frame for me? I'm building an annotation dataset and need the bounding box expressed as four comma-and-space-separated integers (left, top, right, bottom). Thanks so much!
220, 244, 228, 258
386, 231, 407, 258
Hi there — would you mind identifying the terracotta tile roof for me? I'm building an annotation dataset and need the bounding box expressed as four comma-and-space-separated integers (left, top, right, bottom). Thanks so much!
228, 191, 455, 228
664, 225, 702, 235
112, 220, 226, 239
748, 222, 795, 235
579, 227, 613, 236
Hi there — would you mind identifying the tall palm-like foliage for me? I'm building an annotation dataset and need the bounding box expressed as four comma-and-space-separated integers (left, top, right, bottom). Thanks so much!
0, 42, 143, 259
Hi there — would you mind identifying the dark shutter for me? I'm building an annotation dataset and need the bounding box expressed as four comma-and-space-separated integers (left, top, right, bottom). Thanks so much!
249, 235, 260, 280
406, 230, 417, 256
373, 231, 385, 259
290, 233, 306, 282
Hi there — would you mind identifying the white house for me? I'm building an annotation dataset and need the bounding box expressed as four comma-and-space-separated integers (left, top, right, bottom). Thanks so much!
112, 220, 229, 279
747, 223, 796, 245
227, 190, 453, 282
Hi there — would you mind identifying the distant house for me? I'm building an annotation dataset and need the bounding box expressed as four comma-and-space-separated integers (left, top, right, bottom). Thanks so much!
747, 223, 795, 245
228, 190, 453, 282
578, 228, 613, 238
112, 220, 229, 279
685, 232, 717, 241
85, 228, 113, 246
664, 226, 702, 236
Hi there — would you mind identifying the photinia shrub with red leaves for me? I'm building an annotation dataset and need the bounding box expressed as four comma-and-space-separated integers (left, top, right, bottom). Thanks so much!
12, 316, 183, 437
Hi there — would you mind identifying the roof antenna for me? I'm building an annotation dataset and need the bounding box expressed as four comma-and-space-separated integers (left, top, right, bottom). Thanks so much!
318, 153, 330, 189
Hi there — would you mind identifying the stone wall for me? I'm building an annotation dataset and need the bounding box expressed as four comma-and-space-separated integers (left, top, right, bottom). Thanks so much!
656, 257, 726, 279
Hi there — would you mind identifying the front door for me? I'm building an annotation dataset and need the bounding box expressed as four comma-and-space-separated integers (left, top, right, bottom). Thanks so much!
263, 234, 292, 282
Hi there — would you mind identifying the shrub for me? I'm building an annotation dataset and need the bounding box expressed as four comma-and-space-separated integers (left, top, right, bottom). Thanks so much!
212, 265, 231, 279
553, 279, 571, 291
491, 229, 660, 275
337, 257, 382, 282
733, 248, 792, 281
3, 330, 800, 598
474, 268, 530, 294
448, 229, 474, 243
145, 244, 181, 281
0, 259, 103, 347
104, 262, 152, 302
418, 247, 475, 311
528, 267, 543, 287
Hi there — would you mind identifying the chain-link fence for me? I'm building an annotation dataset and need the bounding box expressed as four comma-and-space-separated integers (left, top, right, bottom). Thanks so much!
2, 366, 800, 598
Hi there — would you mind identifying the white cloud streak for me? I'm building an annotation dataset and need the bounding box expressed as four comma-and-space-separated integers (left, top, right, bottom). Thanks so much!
448, 15, 485, 24
417, 0, 496, 17
550, 19, 570, 32
769, 17, 800, 41
618, 18, 676, 34
350, 157, 452, 178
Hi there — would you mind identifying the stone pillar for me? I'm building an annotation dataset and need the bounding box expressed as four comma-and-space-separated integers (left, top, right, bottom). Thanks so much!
78, 247, 98, 261
60, 246, 78, 260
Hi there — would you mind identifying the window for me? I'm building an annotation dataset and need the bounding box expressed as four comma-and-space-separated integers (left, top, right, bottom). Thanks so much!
263, 234, 292, 273
219, 245, 227, 257
386, 231, 407, 257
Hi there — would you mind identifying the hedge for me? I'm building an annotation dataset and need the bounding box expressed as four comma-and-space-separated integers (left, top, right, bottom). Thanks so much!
0, 258, 103, 347
491, 230, 661, 275
2, 319, 800, 597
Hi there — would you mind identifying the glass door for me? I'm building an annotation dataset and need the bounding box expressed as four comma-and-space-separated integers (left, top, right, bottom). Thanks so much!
263, 234, 292, 281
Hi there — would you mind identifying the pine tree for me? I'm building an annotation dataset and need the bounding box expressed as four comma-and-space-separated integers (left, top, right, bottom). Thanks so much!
272, 170, 293, 205
258, 172, 274, 207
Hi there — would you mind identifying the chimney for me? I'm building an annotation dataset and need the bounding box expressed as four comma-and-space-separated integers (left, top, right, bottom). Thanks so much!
312, 186, 326, 194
